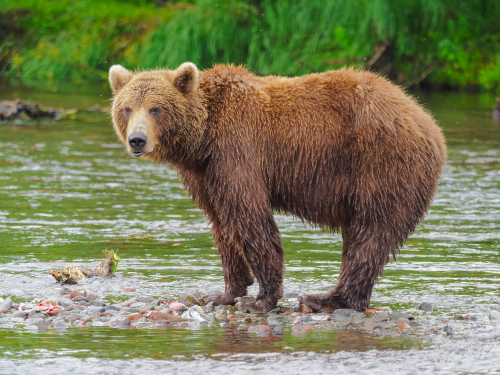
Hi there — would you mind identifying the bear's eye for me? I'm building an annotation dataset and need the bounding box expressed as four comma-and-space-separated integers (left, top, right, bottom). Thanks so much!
150, 107, 162, 116
123, 107, 132, 116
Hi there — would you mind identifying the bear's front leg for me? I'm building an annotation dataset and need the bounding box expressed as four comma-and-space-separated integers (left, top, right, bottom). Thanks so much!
206, 161, 284, 313
203, 220, 254, 305
233, 213, 285, 313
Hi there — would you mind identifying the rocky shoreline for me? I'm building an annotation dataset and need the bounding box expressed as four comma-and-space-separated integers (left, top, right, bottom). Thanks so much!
2, 288, 500, 341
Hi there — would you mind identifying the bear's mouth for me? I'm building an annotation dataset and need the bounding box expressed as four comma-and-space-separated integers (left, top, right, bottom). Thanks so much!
131, 151, 146, 157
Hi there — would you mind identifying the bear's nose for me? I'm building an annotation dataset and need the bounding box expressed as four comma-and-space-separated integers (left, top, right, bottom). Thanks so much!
128, 133, 147, 149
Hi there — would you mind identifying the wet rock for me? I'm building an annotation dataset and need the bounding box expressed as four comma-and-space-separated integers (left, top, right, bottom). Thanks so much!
470, 316, 478, 321
70, 290, 85, 299
178, 290, 204, 307
12, 311, 27, 318
130, 302, 146, 309
147, 311, 186, 322
122, 307, 141, 314
204, 302, 215, 313
104, 305, 120, 312
418, 302, 433, 311
109, 316, 131, 327
310, 314, 330, 322
248, 324, 272, 337
489, 311, 500, 320
443, 325, 454, 335
267, 318, 281, 327
87, 294, 97, 301
136, 296, 157, 304
396, 318, 410, 325
0, 99, 75, 121
135, 322, 153, 329
335, 309, 358, 317
215, 313, 227, 320
123, 288, 136, 292
73, 296, 88, 303
89, 300, 105, 307
238, 324, 250, 331
125, 313, 145, 321
207, 290, 223, 296
0, 297, 12, 312
273, 325, 284, 334
398, 323, 411, 330
390, 311, 414, 321
291, 323, 309, 335
283, 291, 300, 298
54, 320, 68, 330
31, 318, 48, 330
332, 313, 351, 322
364, 317, 387, 331
88, 306, 105, 314
48, 309, 65, 317
300, 316, 312, 323
56, 298, 73, 307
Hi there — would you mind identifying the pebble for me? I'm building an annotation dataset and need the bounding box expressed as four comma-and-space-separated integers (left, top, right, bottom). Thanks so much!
136, 296, 157, 304
122, 307, 141, 313
73, 296, 88, 302
238, 324, 250, 331
56, 298, 73, 307
54, 321, 68, 329
123, 288, 136, 292
283, 291, 300, 298
247, 324, 271, 337
267, 318, 281, 327
0, 297, 12, 311
88, 306, 105, 314
147, 311, 185, 322
178, 290, 204, 307
299, 304, 313, 314
70, 290, 85, 299
89, 300, 106, 307
12, 311, 27, 318
418, 302, 433, 311
443, 325, 454, 335
291, 323, 308, 335
489, 311, 500, 320
104, 305, 120, 312
273, 325, 284, 334
109, 316, 131, 327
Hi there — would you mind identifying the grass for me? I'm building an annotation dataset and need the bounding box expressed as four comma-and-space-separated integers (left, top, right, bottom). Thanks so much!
1, 0, 499, 91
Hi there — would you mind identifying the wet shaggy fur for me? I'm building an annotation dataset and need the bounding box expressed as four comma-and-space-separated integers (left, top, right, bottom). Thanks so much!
109, 63, 447, 313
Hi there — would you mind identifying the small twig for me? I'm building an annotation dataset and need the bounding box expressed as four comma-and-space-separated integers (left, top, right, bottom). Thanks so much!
404, 64, 436, 88
366, 44, 388, 69
289, 52, 318, 73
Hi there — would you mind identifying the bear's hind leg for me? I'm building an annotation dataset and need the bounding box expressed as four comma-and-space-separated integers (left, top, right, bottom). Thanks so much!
300, 224, 392, 312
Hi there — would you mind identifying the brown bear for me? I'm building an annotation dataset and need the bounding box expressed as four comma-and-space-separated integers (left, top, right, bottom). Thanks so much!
109, 63, 446, 313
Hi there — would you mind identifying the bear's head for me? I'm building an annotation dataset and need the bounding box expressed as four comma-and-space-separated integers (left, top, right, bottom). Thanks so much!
109, 62, 207, 164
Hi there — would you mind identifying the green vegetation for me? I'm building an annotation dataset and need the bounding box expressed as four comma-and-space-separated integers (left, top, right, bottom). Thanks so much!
1, 0, 499, 91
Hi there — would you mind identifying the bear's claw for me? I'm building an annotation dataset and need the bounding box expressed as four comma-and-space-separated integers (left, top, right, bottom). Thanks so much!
298, 294, 349, 312
235, 296, 275, 314
203, 293, 238, 306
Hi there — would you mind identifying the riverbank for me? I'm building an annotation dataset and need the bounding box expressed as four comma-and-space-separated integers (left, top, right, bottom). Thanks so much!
1, 0, 499, 92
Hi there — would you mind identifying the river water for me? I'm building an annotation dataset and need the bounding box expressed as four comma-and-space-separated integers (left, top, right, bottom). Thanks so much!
0, 80, 499, 374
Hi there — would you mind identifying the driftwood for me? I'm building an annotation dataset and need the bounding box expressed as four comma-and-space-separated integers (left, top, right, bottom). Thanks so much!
0, 99, 77, 121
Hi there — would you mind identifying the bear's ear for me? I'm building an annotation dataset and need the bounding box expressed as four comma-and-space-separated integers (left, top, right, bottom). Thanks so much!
109, 65, 133, 95
173, 62, 199, 94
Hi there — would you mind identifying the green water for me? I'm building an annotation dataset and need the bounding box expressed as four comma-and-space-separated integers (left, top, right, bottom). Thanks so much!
0, 80, 499, 374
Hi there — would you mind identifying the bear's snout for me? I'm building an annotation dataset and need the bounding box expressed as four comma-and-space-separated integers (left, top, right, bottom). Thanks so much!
128, 133, 147, 157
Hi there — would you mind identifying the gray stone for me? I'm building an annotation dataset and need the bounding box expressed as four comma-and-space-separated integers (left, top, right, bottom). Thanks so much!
283, 291, 300, 299
207, 290, 223, 296
204, 302, 215, 313
390, 311, 414, 321
54, 320, 68, 329
121, 307, 141, 314
73, 296, 88, 302
0, 297, 12, 311
178, 290, 204, 307
238, 324, 250, 331
267, 318, 281, 327
489, 311, 500, 320
89, 300, 105, 307
136, 296, 157, 304
32, 318, 48, 330
104, 305, 121, 312
443, 325, 454, 335
334, 309, 358, 317
332, 313, 351, 322
418, 302, 433, 311
129, 302, 146, 309
88, 306, 105, 314
136, 322, 153, 329
56, 298, 73, 307
300, 316, 311, 322
12, 311, 27, 318
273, 325, 284, 334
109, 316, 131, 327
